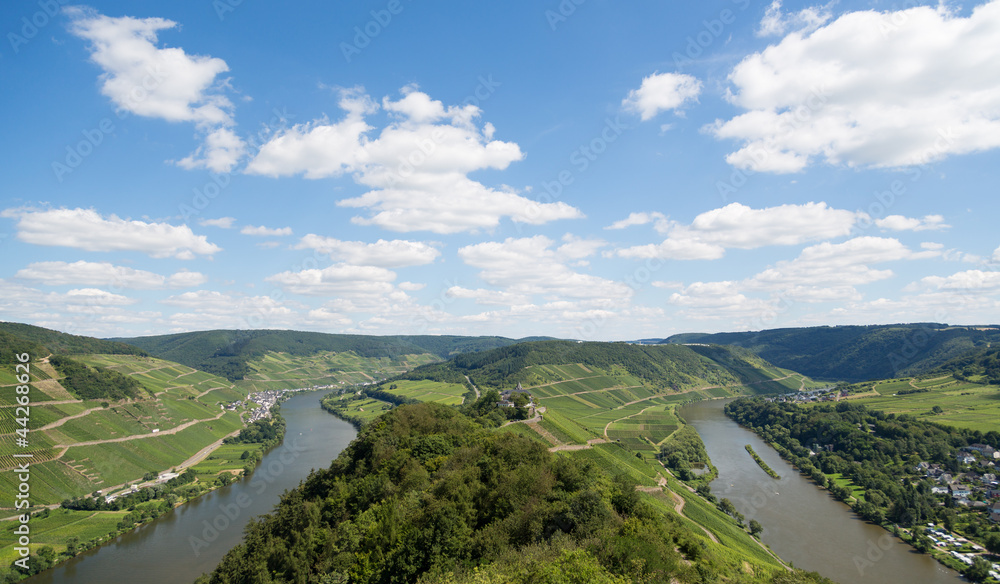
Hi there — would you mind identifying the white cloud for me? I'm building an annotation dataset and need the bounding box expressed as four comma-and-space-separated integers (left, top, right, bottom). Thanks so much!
747, 237, 934, 302
445, 287, 531, 306
5, 207, 220, 259
247, 86, 583, 233
15, 260, 205, 289
916, 269, 1000, 292
605, 211, 668, 231
266, 263, 397, 296
615, 202, 859, 260
67, 8, 234, 126
176, 127, 247, 173
875, 214, 949, 231
241, 225, 293, 237
0, 280, 157, 338
68, 8, 245, 171
458, 236, 632, 302
623, 72, 702, 121
294, 235, 440, 268
668, 281, 775, 320
198, 217, 236, 228
162, 290, 297, 330
757, 1, 833, 37
709, 1, 1000, 172
244, 87, 376, 179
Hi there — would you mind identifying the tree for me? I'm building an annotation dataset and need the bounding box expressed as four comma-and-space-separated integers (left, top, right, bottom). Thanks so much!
718, 498, 736, 516
966, 556, 991, 583
984, 532, 1000, 555
931, 405, 943, 414
749, 519, 763, 537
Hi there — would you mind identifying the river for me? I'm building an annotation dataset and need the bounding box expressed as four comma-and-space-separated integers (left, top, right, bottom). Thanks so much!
679, 398, 964, 584
24, 391, 357, 584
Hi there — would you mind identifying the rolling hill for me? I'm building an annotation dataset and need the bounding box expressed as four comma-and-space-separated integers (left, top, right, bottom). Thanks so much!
664, 323, 1000, 382
117, 329, 552, 382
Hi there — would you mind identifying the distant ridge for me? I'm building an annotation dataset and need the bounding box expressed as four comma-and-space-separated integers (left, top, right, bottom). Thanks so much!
0, 321, 146, 362
116, 329, 555, 381
662, 323, 1000, 382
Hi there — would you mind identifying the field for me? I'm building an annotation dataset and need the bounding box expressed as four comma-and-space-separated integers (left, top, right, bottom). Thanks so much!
238, 351, 441, 392
383, 380, 469, 405
0, 508, 128, 566
843, 376, 1000, 432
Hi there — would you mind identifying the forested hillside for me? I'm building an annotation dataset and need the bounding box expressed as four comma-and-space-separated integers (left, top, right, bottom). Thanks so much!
666, 324, 1000, 382
0, 322, 145, 362
200, 402, 833, 584
118, 330, 547, 381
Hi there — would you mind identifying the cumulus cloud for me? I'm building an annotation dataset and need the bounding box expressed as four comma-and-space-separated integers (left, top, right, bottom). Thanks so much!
15, 260, 206, 289
622, 72, 702, 120
176, 128, 247, 173
67, 7, 246, 172
247, 86, 582, 233
4, 207, 220, 259
615, 202, 860, 260
294, 236, 440, 268
709, 1, 1000, 172
241, 225, 293, 237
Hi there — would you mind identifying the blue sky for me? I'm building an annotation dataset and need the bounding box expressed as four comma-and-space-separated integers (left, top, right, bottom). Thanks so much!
2, 0, 1000, 340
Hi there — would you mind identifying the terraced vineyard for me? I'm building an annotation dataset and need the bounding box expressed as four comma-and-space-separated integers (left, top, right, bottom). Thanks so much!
840, 375, 1000, 432
238, 350, 441, 392
0, 354, 249, 508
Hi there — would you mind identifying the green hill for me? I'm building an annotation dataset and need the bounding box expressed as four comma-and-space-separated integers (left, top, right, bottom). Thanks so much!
425, 340, 802, 392
117, 329, 549, 381
665, 324, 1000, 382
0, 322, 145, 361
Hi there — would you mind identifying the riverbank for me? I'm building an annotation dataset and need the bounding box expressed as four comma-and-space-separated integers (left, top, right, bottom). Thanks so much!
15, 391, 357, 584
680, 398, 964, 584
2, 400, 295, 582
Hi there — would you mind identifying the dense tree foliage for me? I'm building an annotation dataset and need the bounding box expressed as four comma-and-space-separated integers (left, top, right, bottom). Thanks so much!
667, 324, 1000, 381
0, 321, 146, 357
199, 403, 834, 584
725, 399, 1000, 531
933, 346, 1000, 384
225, 412, 286, 448
49, 355, 144, 400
